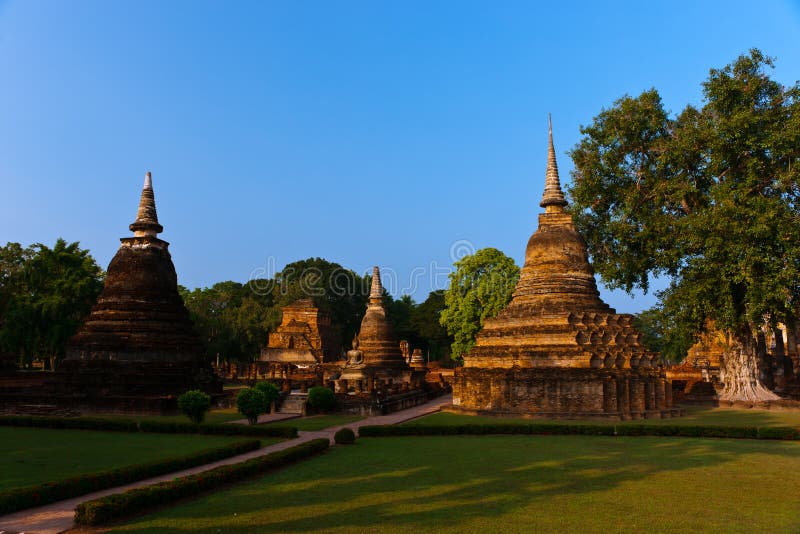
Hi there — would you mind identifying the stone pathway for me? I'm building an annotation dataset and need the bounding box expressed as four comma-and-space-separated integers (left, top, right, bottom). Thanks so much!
0, 395, 451, 534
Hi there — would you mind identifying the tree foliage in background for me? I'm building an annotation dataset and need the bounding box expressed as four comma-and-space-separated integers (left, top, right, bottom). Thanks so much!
410, 290, 453, 362
635, 304, 695, 364
180, 281, 274, 363
568, 49, 800, 401
386, 294, 420, 346
0, 239, 103, 369
440, 248, 520, 360
253, 381, 280, 406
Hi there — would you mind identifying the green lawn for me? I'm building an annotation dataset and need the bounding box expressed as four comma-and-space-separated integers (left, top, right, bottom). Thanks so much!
0, 427, 261, 492
111, 435, 800, 533
405, 406, 800, 428
267, 414, 365, 432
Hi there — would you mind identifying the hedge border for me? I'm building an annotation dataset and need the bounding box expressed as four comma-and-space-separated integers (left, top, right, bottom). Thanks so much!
74, 438, 330, 526
0, 415, 297, 438
0, 439, 260, 515
358, 423, 800, 440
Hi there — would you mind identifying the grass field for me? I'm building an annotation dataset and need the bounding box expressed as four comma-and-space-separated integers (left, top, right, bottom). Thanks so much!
405, 406, 800, 428
111, 434, 800, 533
0, 427, 266, 492
266, 414, 365, 432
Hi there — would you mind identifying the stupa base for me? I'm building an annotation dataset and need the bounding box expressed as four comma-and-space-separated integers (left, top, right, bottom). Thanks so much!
453, 367, 675, 421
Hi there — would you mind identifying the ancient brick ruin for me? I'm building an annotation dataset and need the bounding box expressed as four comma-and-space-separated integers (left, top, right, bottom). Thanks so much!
260, 298, 340, 366
453, 120, 675, 420
248, 298, 341, 392
668, 321, 800, 403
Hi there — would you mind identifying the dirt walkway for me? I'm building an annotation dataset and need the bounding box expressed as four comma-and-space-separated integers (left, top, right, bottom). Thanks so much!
0, 395, 451, 534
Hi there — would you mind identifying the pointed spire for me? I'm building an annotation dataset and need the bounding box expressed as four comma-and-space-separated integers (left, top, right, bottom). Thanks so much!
130, 171, 164, 237
369, 266, 383, 304
539, 115, 568, 211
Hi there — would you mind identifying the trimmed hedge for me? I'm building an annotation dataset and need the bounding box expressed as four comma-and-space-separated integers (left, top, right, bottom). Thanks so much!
0, 439, 260, 515
0, 415, 297, 439
0, 415, 138, 432
75, 438, 330, 526
358, 423, 800, 440
137, 420, 297, 439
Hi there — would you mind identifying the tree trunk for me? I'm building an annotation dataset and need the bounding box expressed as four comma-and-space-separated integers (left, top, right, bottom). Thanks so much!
718, 326, 781, 402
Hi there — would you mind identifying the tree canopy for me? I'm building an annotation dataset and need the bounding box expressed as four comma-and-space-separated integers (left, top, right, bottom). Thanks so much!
440, 248, 519, 360
0, 239, 103, 368
568, 49, 800, 401
180, 281, 274, 363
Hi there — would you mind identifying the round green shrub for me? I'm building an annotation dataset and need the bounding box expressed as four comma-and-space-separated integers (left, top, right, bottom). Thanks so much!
307, 386, 336, 412
334, 427, 356, 445
236, 388, 268, 425
254, 381, 280, 407
177, 390, 211, 424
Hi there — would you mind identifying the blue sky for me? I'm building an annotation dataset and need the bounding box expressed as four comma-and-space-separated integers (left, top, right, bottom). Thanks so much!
1, 1, 799, 312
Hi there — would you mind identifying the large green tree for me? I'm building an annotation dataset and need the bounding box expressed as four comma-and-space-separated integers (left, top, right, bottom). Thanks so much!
440, 248, 519, 360
0, 239, 103, 368
569, 50, 800, 401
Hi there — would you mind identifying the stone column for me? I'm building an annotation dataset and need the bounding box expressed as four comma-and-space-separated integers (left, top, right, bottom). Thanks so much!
655, 378, 665, 411
587, 379, 603, 413
617, 377, 630, 420
665, 378, 673, 409
603, 377, 618, 414
629, 379, 644, 419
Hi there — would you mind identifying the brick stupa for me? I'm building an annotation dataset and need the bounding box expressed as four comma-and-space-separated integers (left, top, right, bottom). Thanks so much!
340, 267, 413, 389
56, 172, 220, 411
453, 119, 674, 420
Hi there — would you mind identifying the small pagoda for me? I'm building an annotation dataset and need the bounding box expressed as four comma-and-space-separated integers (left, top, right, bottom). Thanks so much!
339, 266, 418, 392
453, 119, 674, 420
55, 172, 220, 412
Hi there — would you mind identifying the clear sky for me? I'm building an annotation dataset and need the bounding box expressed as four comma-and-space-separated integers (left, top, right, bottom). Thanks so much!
1, 1, 799, 312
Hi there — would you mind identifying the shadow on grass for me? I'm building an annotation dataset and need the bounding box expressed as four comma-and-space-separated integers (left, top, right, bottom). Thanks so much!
112, 434, 800, 533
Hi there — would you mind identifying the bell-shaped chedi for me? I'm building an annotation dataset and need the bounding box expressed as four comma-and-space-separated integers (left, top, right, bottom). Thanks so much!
454, 119, 675, 420
57, 173, 220, 407
356, 267, 407, 368
340, 266, 411, 389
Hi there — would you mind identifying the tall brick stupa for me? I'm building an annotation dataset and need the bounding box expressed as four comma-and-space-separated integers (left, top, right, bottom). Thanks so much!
453, 119, 674, 420
56, 172, 220, 411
